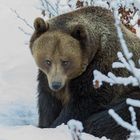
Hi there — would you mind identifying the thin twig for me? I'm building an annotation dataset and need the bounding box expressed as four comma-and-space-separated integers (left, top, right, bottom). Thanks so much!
41, 0, 58, 15
56, 0, 61, 15
40, 0, 56, 17
18, 27, 31, 36
11, 8, 33, 30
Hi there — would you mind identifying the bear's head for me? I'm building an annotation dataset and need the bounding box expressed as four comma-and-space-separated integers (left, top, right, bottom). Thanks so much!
30, 18, 96, 92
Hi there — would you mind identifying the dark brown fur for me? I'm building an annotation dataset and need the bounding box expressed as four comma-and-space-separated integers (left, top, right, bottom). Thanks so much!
30, 6, 140, 139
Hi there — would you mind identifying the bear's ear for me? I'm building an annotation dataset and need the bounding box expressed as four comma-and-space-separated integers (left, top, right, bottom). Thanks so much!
71, 25, 87, 41
34, 17, 49, 33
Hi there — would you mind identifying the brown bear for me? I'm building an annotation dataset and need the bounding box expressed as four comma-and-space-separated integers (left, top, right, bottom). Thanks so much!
29, 6, 140, 139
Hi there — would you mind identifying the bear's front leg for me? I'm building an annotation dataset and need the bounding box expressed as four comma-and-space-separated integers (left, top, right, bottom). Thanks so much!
37, 70, 62, 128
38, 92, 62, 128
50, 94, 104, 128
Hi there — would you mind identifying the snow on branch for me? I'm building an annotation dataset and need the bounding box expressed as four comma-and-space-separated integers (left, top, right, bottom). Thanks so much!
40, 0, 57, 17
108, 109, 139, 133
93, 1, 140, 88
93, 51, 140, 87
93, 70, 139, 87
113, 7, 140, 86
127, 98, 140, 108
129, 106, 137, 128
109, 108, 140, 140
67, 120, 83, 140
39, 0, 75, 18
109, 102, 140, 140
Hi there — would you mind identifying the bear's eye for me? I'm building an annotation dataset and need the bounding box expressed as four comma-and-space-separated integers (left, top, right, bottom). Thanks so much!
44, 60, 52, 66
61, 61, 70, 67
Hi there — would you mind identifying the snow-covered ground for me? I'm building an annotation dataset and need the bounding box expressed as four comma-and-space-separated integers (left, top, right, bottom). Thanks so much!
0, 0, 46, 138
0, 0, 39, 126
0, 124, 108, 140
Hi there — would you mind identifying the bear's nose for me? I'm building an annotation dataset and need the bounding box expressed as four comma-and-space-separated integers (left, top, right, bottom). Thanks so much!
51, 82, 62, 91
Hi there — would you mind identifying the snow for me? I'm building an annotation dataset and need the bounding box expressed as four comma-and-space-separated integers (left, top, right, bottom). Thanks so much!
108, 109, 139, 133
67, 120, 83, 140
0, 0, 40, 103
109, 108, 140, 140
114, 9, 133, 60
93, 69, 139, 87
67, 120, 84, 132
127, 98, 140, 108
0, 0, 40, 128
129, 107, 137, 128
0, 124, 108, 140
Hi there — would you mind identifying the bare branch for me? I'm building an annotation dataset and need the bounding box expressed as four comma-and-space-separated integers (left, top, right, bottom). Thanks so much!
56, 0, 61, 15
11, 8, 33, 30
127, 98, 140, 108
68, 120, 83, 140
40, 0, 57, 17
18, 27, 31, 36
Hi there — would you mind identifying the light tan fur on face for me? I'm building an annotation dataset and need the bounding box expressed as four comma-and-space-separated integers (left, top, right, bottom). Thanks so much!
32, 31, 84, 92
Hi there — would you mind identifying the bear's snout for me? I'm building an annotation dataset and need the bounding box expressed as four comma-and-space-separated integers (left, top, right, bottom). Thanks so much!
51, 81, 62, 91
